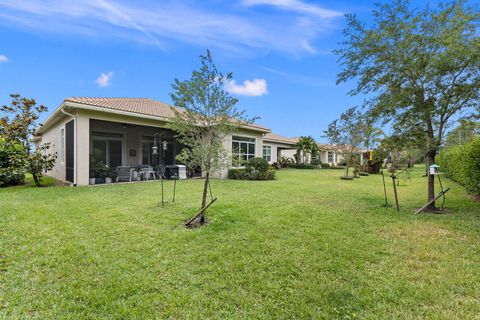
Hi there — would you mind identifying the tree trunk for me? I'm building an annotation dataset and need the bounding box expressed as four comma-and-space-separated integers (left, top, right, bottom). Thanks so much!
32, 173, 41, 187
426, 150, 436, 211
200, 171, 210, 224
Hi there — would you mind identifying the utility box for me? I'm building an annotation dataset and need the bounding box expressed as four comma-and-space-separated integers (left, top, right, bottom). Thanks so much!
166, 165, 187, 179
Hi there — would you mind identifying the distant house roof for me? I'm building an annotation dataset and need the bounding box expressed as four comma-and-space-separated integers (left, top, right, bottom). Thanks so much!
263, 133, 298, 146
39, 97, 270, 133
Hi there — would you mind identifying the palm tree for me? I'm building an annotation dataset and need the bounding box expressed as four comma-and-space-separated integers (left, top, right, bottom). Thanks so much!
295, 136, 317, 164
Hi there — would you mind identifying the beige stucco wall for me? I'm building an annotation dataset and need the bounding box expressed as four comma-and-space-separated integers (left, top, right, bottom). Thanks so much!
213, 129, 265, 178
37, 114, 73, 182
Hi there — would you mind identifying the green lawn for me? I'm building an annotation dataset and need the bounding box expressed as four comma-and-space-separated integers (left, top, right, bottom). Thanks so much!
1, 167, 479, 319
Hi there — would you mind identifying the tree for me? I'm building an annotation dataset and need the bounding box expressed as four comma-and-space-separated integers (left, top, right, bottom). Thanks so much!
444, 119, 479, 148
324, 107, 363, 178
295, 136, 318, 164
336, 0, 480, 210
169, 50, 255, 226
0, 94, 56, 186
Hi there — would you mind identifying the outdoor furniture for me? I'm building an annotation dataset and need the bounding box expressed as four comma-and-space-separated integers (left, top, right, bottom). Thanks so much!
139, 165, 156, 180
116, 166, 133, 182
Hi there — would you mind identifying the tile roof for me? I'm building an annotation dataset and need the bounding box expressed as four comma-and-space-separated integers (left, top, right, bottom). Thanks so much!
263, 133, 299, 145
64, 97, 269, 132
65, 97, 177, 119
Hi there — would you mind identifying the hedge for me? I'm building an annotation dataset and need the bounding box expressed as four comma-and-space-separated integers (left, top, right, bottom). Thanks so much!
228, 168, 276, 180
285, 163, 316, 169
437, 137, 480, 196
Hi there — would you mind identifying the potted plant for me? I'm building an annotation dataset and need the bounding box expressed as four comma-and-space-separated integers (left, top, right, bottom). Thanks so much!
135, 165, 142, 181
89, 169, 96, 185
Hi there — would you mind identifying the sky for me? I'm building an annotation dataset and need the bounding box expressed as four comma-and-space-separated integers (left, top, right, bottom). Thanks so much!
0, 0, 433, 141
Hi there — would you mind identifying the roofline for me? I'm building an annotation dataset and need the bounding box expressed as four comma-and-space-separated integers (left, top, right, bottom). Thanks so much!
38, 99, 271, 134
263, 137, 297, 146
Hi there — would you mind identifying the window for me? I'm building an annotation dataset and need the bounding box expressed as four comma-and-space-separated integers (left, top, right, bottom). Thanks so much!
328, 151, 334, 163
232, 136, 255, 166
60, 128, 65, 163
91, 132, 123, 167
263, 145, 271, 162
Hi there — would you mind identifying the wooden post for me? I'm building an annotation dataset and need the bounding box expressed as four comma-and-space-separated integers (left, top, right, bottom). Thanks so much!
381, 169, 388, 207
391, 175, 400, 212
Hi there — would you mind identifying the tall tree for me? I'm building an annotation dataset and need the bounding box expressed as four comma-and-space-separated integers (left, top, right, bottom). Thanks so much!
0, 94, 56, 186
169, 50, 255, 226
336, 0, 480, 210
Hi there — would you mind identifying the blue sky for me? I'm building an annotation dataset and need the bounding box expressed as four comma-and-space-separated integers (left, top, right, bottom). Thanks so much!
0, 0, 421, 141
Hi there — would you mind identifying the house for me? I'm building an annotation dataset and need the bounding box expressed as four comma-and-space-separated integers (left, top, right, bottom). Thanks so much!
35, 97, 283, 186
262, 133, 298, 164
35, 97, 367, 186
318, 143, 365, 166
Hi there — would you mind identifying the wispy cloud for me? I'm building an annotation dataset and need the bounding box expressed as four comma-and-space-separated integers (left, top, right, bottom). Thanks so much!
0, 54, 8, 63
242, 0, 343, 18
0, 0, 343, 56
225, 78, 268, 96
262, 66, 334, 87
95, 71, 114, 88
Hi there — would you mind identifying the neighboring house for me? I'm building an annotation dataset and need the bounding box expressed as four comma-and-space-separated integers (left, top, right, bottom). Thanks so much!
35, 97, 270, 186
262, 133, 298, 164
317, 143, 365, 166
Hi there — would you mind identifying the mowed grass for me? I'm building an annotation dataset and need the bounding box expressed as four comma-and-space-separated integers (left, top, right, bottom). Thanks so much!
1, 167, 479, 319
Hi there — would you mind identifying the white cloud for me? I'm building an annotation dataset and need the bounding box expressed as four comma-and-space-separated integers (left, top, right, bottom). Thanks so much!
225, 78, 268, 97
0, 55, 8, 63
95, 71, 114, 88
0, 0, 343, 56
242, 0, 343, 18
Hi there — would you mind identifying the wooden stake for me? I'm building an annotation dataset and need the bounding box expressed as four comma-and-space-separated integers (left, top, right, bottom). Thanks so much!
185, 198, 217, 226
415, 188, 450, 214
391, 175, 400, 212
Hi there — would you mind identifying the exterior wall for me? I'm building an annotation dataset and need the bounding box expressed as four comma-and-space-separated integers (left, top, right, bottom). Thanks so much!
280, 148, 296, 161
262, 141, 296, 164
37, 114, 72, 182
214, 129, 265, 178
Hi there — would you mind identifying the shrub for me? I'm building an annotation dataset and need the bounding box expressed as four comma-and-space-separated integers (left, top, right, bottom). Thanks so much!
228, 168, 276, 180
321, 163, 330, 168
246, 157, 269, 173
329, 165, 347, 169
437, 137, 480, 196
285, 163, 316, 169
0, 137, 25, 186
310, 158, 322, 168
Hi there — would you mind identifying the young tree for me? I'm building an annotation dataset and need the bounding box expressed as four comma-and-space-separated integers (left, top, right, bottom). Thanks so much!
295, 136, 318, 164
169, 50, 255, 226
324, 107, 363, 178
0, 94, 56, 186
336, 0, 480, 210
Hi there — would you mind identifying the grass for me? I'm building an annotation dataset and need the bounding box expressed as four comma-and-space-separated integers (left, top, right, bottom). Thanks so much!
1, 167, 479, 319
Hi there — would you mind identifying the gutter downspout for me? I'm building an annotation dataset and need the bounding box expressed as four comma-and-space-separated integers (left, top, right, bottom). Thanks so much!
61, 107, 78, 186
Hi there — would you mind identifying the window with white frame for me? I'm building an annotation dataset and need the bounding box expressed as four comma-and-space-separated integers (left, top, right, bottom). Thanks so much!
60, 128, 65, 163
263, 145, 271, 162
328, 151, 334, 163
232, 136, 255, 166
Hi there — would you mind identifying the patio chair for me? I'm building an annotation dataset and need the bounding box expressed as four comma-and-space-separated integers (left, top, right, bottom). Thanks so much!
139, 165, 156, 181
116, 166, 133, 182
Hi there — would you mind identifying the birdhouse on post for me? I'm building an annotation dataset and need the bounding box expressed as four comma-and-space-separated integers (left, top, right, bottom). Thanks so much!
429, 164, 440, 175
